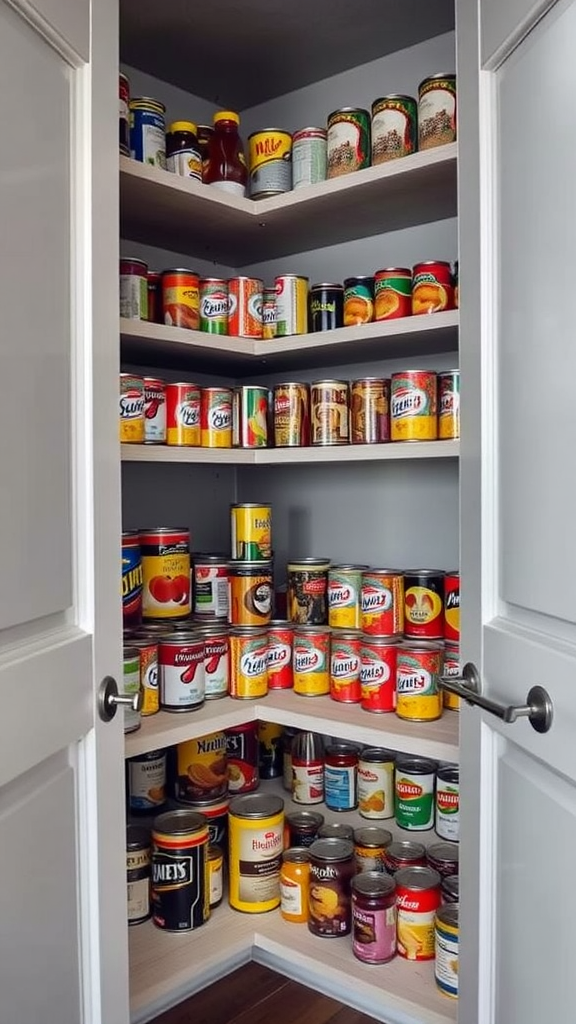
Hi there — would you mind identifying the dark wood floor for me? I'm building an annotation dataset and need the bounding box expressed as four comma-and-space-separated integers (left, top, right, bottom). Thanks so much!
151, 962, 382, 1024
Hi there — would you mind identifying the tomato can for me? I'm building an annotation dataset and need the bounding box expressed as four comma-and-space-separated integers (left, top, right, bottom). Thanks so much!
351, 872, 397, 964
200, 386, 233, 447
390, 370, 438, 441
427, 841, 459, 878
311, 379, 349, 445
353, 826, 392, 873
360, 636, 397, 712
435, 766, 459, 842
127, 825, 150, 926
439, 370, 460, 440
374, 267, 412, 320
120, 258, 148, 320
230, 503, 272, 560
444, 570, 460, 641
325, 743, 359, 811
435, 904, 459, 998
280, 847, 310, 923
199, 278, 228, 334
127, 748, 167, 814
143, 376, 166, 444
162, 268, 200, 329
228, 561, 273, 626
443, 642, 461, 710
330, 630, 362, 703
267, 621, 294, 689
228, 793, 284, 912
358, 748, 396, 820
226, 721, 260, 793
385, 841, 427, 872
396, 642, 443, 721
404, 570, 444, 639
287, 558, 330, 624
418, 74, 457, 150
159, 632, 205, 712
120, 373, 145, 443
151, 810, 209, 931
411, 261, 454, 315
395, 755, 437, 831
147, 271, 162, 323
360, 569, 404, 636
229, 627, 268, 699
140, 527, 191, 619
197, 623, 229, 699
284, 810, 324, 849
310, 283, 344, 332
165, 382, 201, 446
275, 274, 309, 336
228, 277, 263, 338
262, 286, 277, 340
232, 386, 269, 448
371, 94, 417, 163
343, 276, 374, 326
292, 626, 330, 696
327, 107, 371, 178
122, 531, 142, 627
328, 564, 367, 629
308, 837, 355, 936
173, 732, 228, 804
396, 865, 442, 960
127, 636, 159, 715
248, 129, 292, 198
130, 97, 166, 168
350, 378, 390, 444
273, 382, 310, 447
119, 73, 130, 156
292, 127, 327, 188
193, 553, 229, 619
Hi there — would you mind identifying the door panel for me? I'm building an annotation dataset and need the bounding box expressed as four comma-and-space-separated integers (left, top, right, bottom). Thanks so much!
481, 0, 555, 64
18, 0, 89, 59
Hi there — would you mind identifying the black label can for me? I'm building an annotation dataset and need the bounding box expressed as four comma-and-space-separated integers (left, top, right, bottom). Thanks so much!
310, 283, 344, 332
127, 825, 151, 926
308, 837, 355, 936
151, 810, 209, 931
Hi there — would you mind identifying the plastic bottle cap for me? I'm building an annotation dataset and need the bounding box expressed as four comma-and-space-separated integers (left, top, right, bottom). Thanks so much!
169, 120, 198, 134
214, 110, 240, 125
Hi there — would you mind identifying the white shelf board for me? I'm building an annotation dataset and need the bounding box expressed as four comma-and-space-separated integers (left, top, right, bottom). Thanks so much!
120, 444, 254, 464
121, 441, 459, 465
125, 699, 260, 758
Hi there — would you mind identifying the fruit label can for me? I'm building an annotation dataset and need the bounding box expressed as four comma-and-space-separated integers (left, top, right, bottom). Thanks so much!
395, 756, 437, 831
201, 627, 229, 699
350, 379, 390, 444
232, 386, 269, 447
328, 564, 366, 628
122, 531, 142, 627
330, 631, 362, 703
127, 749, 167, 813
199, 278, 228, 334
128, 637, 159, 715
360, 570, 404, 636
343, 276, 374, 325
228, 277, 263, 338
161, 269, 200, 329
165, 382, 201, 446
351, 873, 397, 964
193, 554, 229, 618
159, 633, 205, 711
143, 377, 166, 443
267, 621, 294, 689
140, 528, 191, 619
174, 732, 228, 803
371, 95, 417, 163
228, 561, 273, 626
229, 627, 268, 699
248, 129, 292, 198
435, 766, 459, 841
228, 793, 284, 912
274, 274, 309, 336
396, 865, 442, 960
225, 722, 260, 793
230, 503, 272, 560
374, 267, 412, 320
123, 646, 141, 733
396, 643, 443, 721
443, 642, 460, 711
358, 748, 396, 819
390, 370, 438, 441
308, 837, 356, 936
120, 373, 145, 443
444, 571, 460, 641
404, 570, 444, 639
151, 810, 209, 931
273, 383, 310, 447
360, 637, 397, 712
439, 370, 460, 439
293, 626, 330, 696
200, 387, 233, 448
411, 261, 454, 315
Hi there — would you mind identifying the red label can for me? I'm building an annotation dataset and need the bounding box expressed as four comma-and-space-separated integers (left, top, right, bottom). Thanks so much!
267, 621, 294, 689
165, 382, 201, 446
411, 260, 454, 315
396, 866, 442, 961
444, 571, 460, 642
143, 376, 166, 444
404, 570, 444, 639
228, 277, 263, 338
374, 267, 412, 320
360, 637, 397, 712
360, 570, 404, 637
225, 721, 259, 793
159, 633, 205, 712
200, 625, 230, 700
330, 630, 362, 703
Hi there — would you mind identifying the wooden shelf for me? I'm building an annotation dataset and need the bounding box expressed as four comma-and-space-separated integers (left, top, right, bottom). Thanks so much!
120, 145, 458, 264
121, 440, 459, 465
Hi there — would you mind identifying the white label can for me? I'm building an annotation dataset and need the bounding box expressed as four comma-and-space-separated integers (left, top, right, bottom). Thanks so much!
435, 766, 459, 841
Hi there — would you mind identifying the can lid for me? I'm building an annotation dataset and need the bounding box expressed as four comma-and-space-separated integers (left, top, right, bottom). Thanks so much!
285, 810, 325, 827
359, 747, 398, 763
442, 875, 460, 899
287, 558, 331, 568
192, 553, 229, 563
351, 871, 396, 898
395, 754, 438, 773
353, 826, 393, 847
309, 837, 354, 861
418, 73, 457, 90
282, 847, 311, 864
395, 865, 441, 890
248, 128, 292, 139
329, 564, 369, 571
372, 94, 416, 106
328, 107, 370, 119
436, 903, 459, 928
127, 824, 150, 850
229, 793, 284, 818
427, 843, 460, 865
120, 258, 148, 270
386, 840, 426, 859
343, 276, 375, 287
292, 127, 327, 137
316, 823, 354, 841
152, 809, 207, 836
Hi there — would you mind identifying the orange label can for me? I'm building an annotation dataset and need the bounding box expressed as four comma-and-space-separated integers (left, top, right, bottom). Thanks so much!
411, 260, 454, 315
330, 630, 362, 703
228, 561, 273, 626
396, 642, 444, 722
361, 570, 404, 637
390, 370, 437, 441
120, 373, 145, 443
229, 627, 268, 698
200, 387, 233, 448
166, 382, 201, 446
161, 268, 200, 330
127, 636, 159, 715
228, 276, 263, 338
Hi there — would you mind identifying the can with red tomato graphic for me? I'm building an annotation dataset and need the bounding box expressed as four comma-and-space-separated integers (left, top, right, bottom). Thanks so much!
143, 376, 166, 443
360, 569, 404, 636
404, 570, 444, 639
444, 571, 460, 642
360, 636, 398, 712
166, 382, 201, 446
267, 621, 294, 689
330, 630, 362, 703
140, 527, 191, 620
159, 632, 205, 711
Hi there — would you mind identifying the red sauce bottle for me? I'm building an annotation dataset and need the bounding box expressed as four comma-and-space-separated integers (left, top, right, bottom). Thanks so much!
203, 110, 247, 197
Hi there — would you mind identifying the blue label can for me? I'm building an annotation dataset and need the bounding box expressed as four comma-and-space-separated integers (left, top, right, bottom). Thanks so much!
122, 531, 142, 627
324, 743, 358, 811
129, 97, 166, 168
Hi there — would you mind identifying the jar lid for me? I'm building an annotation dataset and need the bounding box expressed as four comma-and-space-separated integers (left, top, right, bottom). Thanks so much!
169, 120, 198, 134
214, 110, 240, 125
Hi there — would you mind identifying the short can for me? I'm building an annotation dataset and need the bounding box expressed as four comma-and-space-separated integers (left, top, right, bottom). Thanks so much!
371, 94, 417, 163
262, 286, 277, 340
350, 378, 390, 444
412, 261, 454, 315
274, 274, 309, 336
293, 625, 331, 696
325, 743, 359, 811
122, 531, 143, 628
129, 96, 166, 168
284, 810, 325, 849
249, 128, 292, 198
418, 74, 457, 151
165, 382, 201, 446
427, 841, 459, 878
435, 904, 459, 998
360, 636, 398, 713
343, 276, 374, 326
439, 369, 460, 440
317, 822, 355, 842
360, 569, 404, 637
308, 837, 356, 936
143, 376, 166, 444
127, 748, 167, 814
441, 874, 459, 904
384, 840, 427, 873
395, 865, 442, 961
147, 271, 162, 323
267, 620, 294, 690
226, 721, 260, 793
273, 382, 310, 447
443, 642, 461, 711
435, 766, 460, 842
208, 844, 224, 907
228, 793, 285, 912
311, 379, 349, 445
199, 278, 229, 335
193, 553, 229, 619
330, 630, 362, 704
310, 283, 344, 332
119, 373, 145, 443
232, 386, 269, 448
184, 796, 229, 851
120, 258, 148, 320
228, 560, 273, 626
228, 276, 263, 338
173, 732, 228, 804
328, 564, 367, 629
353, 826, 393, 873
201, 386, 233, 448
127, 825, 151, 926
390, 369, 438, 441
158, 632, 205, 712
280, 847, 310, 923
128, 636, 159, 716
396, 641, 444, 722
327, 107, 371, 178
231, 503, 272, 560
200, 624, 230, 699
358, 748, 396, 819
162, 268, 200, 330
151, 810, 209, 931
140, 527, 191, 619
444, 570, 460, 642
395, 755, 437, 831
229, 626, 269, 699
351, 871, 397, 964
374, 267, 412, 320
287, 558, 331, 624
119, 73, 130, 156
404, 570, 445, 639
292, 127, 327, 189
123, 646, 141, 733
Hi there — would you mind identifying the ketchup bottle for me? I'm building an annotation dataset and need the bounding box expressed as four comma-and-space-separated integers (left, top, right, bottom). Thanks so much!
203, 110, 247, 197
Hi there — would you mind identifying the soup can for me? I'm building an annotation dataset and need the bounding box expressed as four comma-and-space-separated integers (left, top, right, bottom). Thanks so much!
327, 107, 371, 178
127, 825, 151, 926
119, 373, 145, 443
120, 258, 148, 320
173, 732, 228, 804
287, 558, 330, 624
371, 94, 417, 163
231, 503, 272, 560
328, 564, 367, 629
151, 810, 209, 931
311, 380, 349, 445
330, 630, 362, 703
140, 527, 191, 619
292, 127, 327, 188
343, 276, 374, 326
427, 842, 459, 878
444, 570, 460, 641
310, 284, 344, 332
435, 904, 459, 998
199, 278, 228, 335
325, 743, 359, 811
443, 642, 461, 710
165, 382, 201, 446
127, 749, 167, 814
353, 826, 392, 873
360, 569, 404, 636
284, 810, 325, 849
358, 748, 396, 819
122, 531, 142, 627
360, 637, 398, 713
293, 626, 331, 695
308, 837, 355, 936
130, 97, 166, 168
275, 274, 309, 336
228, 277, 263, 338
350, 378, 390, 444
273, 382, 310, 447
248, 128, 292, 198
351, 872, 397, 964
385, 841, 427, 872
412, 261, 454, 315
127, 636, 159, 716
395, 865, 442, 960
280, 848, 310, 923
395, 755, 437, 831
441, 874, 459, 904
119, 74, 130, 155
225, 721, 260, 793
229, 627, 268, 699
267, 621, 294, 689
404, 570, 444, 639
197, 624, 229, 699
162, 268, 200, 329
184, 796, 229, 851
396, 642, 444, 722
439, 370, 460, 440
122, 646, 141, 733
143, 377, 166, 443
228, 793, 284, 912
193, 553, 229, 619
147, 271, 162, 323
418, 74, 457, 150
390, 370, 438, 441
374, 267, 412, 320
435, 766, 459, 841
200, 387, 233, 447
232, 386, 269, 448
159, 632, 205, 712
228, 560, 273, 626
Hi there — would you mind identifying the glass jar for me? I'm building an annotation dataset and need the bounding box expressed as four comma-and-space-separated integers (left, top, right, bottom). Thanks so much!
166, 120, 202, 180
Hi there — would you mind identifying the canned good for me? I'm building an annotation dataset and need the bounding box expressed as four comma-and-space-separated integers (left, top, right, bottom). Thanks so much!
229, 627, 268, 699
343, 277, 374, 326
133, 622, 174, 638
127, 749, 166, 814
280, 848, 310, 923
127, 825, 150, 926
159, 632, 205, 711
311, 379, 349, 445
441, 874, 459, 904
293, 626, 331, 696
358, 748, 396, 819
418, 74, 457, 151
228, 793, 284, 912
122, 532, 142, 628
327, 107, 371, 178
151, 810, 209, 931
412, 261, 454, 315
353, 826, 392, 873
230, 503, 272, 560
120, 373, 145, 443
228, 277, 263, 338
396, 642, 444, 721
140, 527, 191, 619
147, 271, 162, 323
193, 553, 229, 619
435, 904, 459, 997
262, 287, 277, 340
128, 636, 159, 716
273, 382, 310, 447
390, 370, 438, 441
310, 283, 344, 332
427, 841, 459, 877
443, 642, 460, 710
249, 129, 292, 198
130, 97, 166, 168
142, 377, 166, 444
162, 269, 200, 330
123, 646, 141, 733
374, 267, 412, 320
284, 810, 324, 849
371, 94, 417, 163
291, 731, 324, 804
360, 569, 404, 636
443, 571, 460, 641
308, 837, 355, 936
208, 844, 224, 907
292, 128, 327, 189
328, 564, 366, 629
275, 274, 309, 336
119, 74, 130, 156
200, 387, 232, 448
232, 386, 269, 448
330, 631, 362, 704
226, 722, 260, 793
404, 570, 445, 639
199, 278, 229, 335
287, 558, 330, 624
385, 841, 427, 872
439, 370, 460, 440
267, 621, 294, 689
395, 755, 437, 831
351, 872, 397, 964
350, 378, 390, 444
173, 732, 228, 803
184, 796, 229, 850
199, 625, 230, 700
228, 561, 273, 626
165, 382, 201, 446
453, 260, 459, 308
396, 865, 442, 960
317, 822, 355, 842
120, 258, 148, 320
282, 727, 298, 791
258, 720, 284, 779
166, 120, 202, 179
325, 743, 359, 811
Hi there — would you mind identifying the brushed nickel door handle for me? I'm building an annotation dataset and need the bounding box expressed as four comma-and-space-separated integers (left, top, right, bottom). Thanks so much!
440, 662, 553, 733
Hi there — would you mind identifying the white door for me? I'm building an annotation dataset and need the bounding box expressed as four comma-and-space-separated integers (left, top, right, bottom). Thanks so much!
0, 2, 128, 1023
457, 0, 576, 1021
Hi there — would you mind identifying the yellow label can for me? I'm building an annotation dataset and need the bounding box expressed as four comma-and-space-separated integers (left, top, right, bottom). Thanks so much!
229, 627, 268, 698
248, 129, 292, 198
120, 373, 145, 443
396, 643, 443, 721
228, 792, 284, 912
230, 503, 272, 560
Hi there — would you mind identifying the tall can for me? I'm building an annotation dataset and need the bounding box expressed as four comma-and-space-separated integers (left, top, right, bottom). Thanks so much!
275, 274, 309, 336
226, 721, 260, 794
119, 74, 130, 156
360, 569, 404, 637
310, 284, 344, 332
232, 386, 269, 448
173, 732, 228, 804
151, 810, 209, 931
327, 107, 371, 178
374, 267, 412, 320
360, 637, 397, 713
404, 569, 445, 639
371, 94, 417, 163
390, 370, 438, 441
230, 503, 272, 560
199, 278, 228, 334
439, 370, 460, 440
311, 379, 349, 445
396, 641, 444, 722
140, 527, 191, 619
444, 570, 460, 641
165, 382, 201, 446
228, 793, 284, 912
129, 97, 166, 168
435, 766, 459, 842
158, 632, 205, 712
273, 383, 310, 447
193, 553, 229, 619
262, 286, 278, 340
248, 129, 292, 198
293, 625, 331, 696
358, 748, 396, 820
267, 621, 294, 690
330, 630, 362, 704
143, 377, 166, 444
351, 872, 397, 964
418, 74, 457, 150
229, 626, 269, 699
123, 646, 141, 733
435, 904, 459, 998
119, 373, 145, 443
200, 387, 233, 448
122, 531, 142, 628
396, 865, 442, 961
395, 755, 437, 831
308, 838, 355, 936
328, 564, 367, 629
350, 378, 390, 444
228, 277, 263, 338
287, 558, 330, 624
162, 269, 200, 329
292, 128, 327, 189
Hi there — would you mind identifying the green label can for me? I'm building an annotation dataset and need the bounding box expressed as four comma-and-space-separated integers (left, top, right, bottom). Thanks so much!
327, 108, 371, 178
395, 755, 436, 830
123, 646, 141, 734
371, 94, 417, 163
232, 386, 269, 448
200, 278, 228, 334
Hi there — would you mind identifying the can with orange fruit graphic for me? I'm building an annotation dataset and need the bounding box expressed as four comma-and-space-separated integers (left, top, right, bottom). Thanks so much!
343, 276, 374, 325
173, 731, 228, 803
358, 748, 396, 819
374, 268, 412, 320
411, 260, 454, 315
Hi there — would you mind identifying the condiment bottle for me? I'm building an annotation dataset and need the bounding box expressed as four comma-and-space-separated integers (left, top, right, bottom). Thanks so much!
203, 110, 247, 197
166, 121, 202, 180
291, 731, 324, 804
